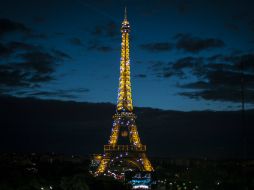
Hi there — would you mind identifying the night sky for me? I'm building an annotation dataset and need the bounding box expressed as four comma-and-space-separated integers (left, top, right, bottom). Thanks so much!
1, 0, 254, 111
1, 0, 254, 158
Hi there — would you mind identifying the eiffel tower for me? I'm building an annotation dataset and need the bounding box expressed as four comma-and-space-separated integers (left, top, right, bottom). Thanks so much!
94, 8, 153, 177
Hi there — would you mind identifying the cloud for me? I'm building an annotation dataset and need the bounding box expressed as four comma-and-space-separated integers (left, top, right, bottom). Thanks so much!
177, 53, 254, 103
91, 21, 118, 39
0, 18, 47, 40
0, 41, 40, 58
0, 18, 30, 37
147, 60, 167, 77
134, 74, 147, 78
224, 22, 240, 33
0, 43, 12, 56
179, 81, 210, 89
0, 18, 73, 98
0, 64, 30, 87
69, 38, 84, 46
26, 88, 90, 99
8, 41, 38, 51
28, 33, 48, 39
18, 51, 59, 73
162, 69, 175, 78
52, 49, 72, 59
0, 17, 72, 97
172, 56, 203, 70
149, 57, 204, 78
140, 42, 173, 52
179, 88, 254, 103
88, 41, 113, 52
147, 52, 254, 103
88, 21, 119, 52
148, 61, 165, 71
141, 34, 225, 54
175, 33, 225, 53
33, 16, 46, 23
0, 49, 71, 95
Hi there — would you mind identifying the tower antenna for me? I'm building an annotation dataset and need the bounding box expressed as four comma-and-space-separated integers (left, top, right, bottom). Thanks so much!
124, 6, 127, 20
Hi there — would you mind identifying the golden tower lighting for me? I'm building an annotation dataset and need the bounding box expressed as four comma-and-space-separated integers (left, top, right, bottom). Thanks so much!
93, 8, 154, 177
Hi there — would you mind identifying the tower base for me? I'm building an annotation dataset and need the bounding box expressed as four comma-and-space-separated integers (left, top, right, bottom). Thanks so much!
92, 150, 153, 179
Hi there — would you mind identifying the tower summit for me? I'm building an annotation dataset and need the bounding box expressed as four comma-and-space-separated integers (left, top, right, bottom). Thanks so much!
93, 8, 153, 177
117, 7, 132, 112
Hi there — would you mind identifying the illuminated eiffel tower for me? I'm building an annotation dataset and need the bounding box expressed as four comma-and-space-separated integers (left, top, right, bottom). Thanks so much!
94, 8, 153, 177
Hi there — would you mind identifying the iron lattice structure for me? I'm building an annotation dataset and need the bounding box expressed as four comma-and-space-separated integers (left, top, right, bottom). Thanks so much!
94, 9, 154, 176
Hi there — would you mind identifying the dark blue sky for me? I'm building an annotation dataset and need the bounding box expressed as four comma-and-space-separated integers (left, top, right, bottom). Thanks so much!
0, 0, 254, 111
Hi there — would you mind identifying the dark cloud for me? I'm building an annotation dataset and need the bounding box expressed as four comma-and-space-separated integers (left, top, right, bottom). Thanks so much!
0, 43, 12, 56
106, 21, 118, 38
88, 41, 113, 52
91, 21, 118, 39
0, 41, 71, 94
172, 56, 203, 70
148, 61, 165, 71
69, 38, 83, 46
0, 18, 30, 37
207, 54, 224, 61
0, 49, 71, 94
207, 53, 254, 73
240, 54, 254, 71
134, 74, 147, 78
162, 70, 175, 78
33, 16, 46, 23
150, 57, 204, 78
0, 18, 47, 40
28, 33, 48, 39
0, 17, 71, 96
224, 22, 240, 33
147, 52, 254, 103
9, 41, 38, 51
232, 12, 249, 21
18, 51, 59, 73
26, 88, 90, 99
0, 41, 40, 57
179, 81, 210, 89
140, 42, 173, 52
28, 75, 54, 83
175, 33, 225, 53
52, 49, 72, 59
147, 61, 167, 77
179, 88, 254, 103
89, 22, 117, 52
177, 53, 254, 103
0, 64, 30, 87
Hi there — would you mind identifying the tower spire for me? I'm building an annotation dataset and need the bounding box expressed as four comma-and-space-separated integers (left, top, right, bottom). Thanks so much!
124, 7, 127, 20
118, 7, 132, 112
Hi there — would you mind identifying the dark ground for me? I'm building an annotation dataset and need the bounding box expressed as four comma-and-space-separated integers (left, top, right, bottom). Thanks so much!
0, 153, 254, 190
